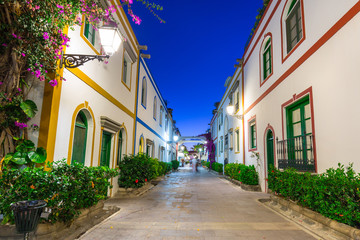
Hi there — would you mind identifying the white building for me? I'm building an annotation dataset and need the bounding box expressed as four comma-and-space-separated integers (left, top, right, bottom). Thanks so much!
135, 58, 178, 162
211, 0, 360, 191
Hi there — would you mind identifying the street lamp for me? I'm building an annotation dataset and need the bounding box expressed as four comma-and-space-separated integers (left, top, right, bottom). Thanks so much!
61, 20, 123, 68
173, 135, 179, 142
226, 104, 243, 119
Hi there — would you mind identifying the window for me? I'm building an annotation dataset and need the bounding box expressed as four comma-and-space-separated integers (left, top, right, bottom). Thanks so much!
139, 136, 144, 153
122, 53, 132, 88
100, 131, 112, 167
286, 96, 313, 167
116, 131, 123, 166
71, 111, 88, 165
235, 129, 240, 153
286, 0, 303, 53
153, 97, 157, 120
84, 19, 95, 45
249, 119, 257, 150
165, 115, 168, 132
262, 37, 272, 80
235, 90, 240, 112
141, 77, 147, 107
160, 106, 163, 126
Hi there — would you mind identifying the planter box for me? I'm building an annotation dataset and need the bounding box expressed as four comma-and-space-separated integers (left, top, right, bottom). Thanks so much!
270, 195, 360, 240
0, 200, 119, 240
224, 176, 261, 192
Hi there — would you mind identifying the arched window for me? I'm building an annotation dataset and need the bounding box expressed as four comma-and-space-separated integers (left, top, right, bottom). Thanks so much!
284, 0, 304, 54
71, 111, 88, 165
160, 106, 164, 126
153, 96, 157, 120
117, 130, 123, 166
261, 36, 272, 82
141, 77, 147, 107
139, 135, 144, 153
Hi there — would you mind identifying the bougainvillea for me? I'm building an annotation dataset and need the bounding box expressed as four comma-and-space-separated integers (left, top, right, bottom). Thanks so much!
0, 0, 164, 158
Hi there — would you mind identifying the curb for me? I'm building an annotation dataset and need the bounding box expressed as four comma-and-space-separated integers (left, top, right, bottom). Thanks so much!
262, 195, 360, 240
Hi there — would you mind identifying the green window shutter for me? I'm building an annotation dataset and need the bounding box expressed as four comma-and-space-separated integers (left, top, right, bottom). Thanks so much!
250, 121, 256, 149
71, 111, 87, 165
84, 19, 95, 45
100, 131, 112, 167
117, 131, 123, 166
263, 39, 272, 80
286, 0, 302, 53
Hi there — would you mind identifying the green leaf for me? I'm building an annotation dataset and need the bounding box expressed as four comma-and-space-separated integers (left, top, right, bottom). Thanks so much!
28, 147, 47, 163
12, 152, 27, 165
24, 140, 35, 149
20, 100, 38, 118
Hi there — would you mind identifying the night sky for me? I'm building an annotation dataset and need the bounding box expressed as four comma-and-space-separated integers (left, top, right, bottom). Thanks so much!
128, 0, 263, 141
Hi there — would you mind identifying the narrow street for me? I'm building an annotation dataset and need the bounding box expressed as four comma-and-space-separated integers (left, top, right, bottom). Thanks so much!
79, 167, 318, 240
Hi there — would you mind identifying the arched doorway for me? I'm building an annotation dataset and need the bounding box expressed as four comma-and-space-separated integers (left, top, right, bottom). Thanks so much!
266, 130, 274, 171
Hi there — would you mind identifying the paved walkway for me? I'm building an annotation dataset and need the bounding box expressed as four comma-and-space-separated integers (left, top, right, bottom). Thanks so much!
79, 167, 318, 240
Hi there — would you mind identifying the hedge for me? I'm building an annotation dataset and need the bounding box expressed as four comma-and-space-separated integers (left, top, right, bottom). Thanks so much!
171, 160, 180, 170
0, 159, 118, 224
118, 154, 172, 189
224, 163, 259, 185
211, 162, 223, 173
268, 164, 360, 228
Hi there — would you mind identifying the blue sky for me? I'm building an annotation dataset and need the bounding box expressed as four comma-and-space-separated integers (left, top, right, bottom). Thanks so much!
128, 0, 263, 140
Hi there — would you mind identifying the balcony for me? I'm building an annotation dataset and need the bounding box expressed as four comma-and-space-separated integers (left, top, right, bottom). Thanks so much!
276, 134, 315, 172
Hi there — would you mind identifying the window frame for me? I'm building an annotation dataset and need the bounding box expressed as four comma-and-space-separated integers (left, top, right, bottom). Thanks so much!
153, 96, 157, 120
100, 130, 112, 167
248, 116, 257, 151
141, 77, 147, 108
84, 19, 96, 46
235, 128, 240, 154
281, 0, 306, 62
71, 111, 88, 165
121, 51, 132, 91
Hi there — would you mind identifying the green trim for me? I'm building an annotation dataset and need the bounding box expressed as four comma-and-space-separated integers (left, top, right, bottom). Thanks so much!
84, 19, 95, 45
286, 96, 311, 163
287, 0, 298, 15
266, 130, 274, 168
100, 131, 112, 167
263, 39, 272, 80
117, 131, 123, 166
71, 111, 88, 165
250, 121, 256, 149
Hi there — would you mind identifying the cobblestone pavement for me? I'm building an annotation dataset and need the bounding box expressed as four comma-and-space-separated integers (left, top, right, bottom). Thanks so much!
78, 167, 319, 240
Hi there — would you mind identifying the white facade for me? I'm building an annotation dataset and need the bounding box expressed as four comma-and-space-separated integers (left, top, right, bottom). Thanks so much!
135, 58, 178, 162
211, 0, 360, 191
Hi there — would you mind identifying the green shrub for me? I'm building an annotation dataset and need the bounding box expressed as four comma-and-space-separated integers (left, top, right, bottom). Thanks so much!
0, 159, 118, 224
268, 164, 360, 228
211, 162, 223, 173
118, 154, 171, 189
171, 160, 180, 170
224, 163, 259, 185
206, 162, 210, 169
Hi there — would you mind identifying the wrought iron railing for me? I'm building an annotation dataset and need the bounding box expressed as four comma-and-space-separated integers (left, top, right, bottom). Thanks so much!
276, 134, 315, 172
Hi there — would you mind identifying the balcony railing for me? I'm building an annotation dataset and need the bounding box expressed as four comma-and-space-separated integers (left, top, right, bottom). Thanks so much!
276, 134, 315, 172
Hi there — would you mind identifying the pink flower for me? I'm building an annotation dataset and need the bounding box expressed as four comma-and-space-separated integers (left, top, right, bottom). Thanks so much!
17, 88, 21, 92
39, 75, 45, 81
35, 69, 41, 78
0, 81, 3, 85
12, 33, 17, 38
49, 79, 58, 87
135, 179, 138, 183
1, 43, 7, 47
21, 53, 26, 57
35, 5, 40, 10
15, 121, 28, 129
56, 4, 64, 9
43, 32, 49, 40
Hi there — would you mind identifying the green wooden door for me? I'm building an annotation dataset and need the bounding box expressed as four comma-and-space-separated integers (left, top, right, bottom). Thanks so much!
71, 111, 87, 165
266, 130, 274, 169
100, 131, 112, 167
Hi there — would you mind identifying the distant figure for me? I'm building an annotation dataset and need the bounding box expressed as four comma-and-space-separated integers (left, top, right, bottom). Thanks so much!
181, 158, 184, 167
192, 157, 198, 173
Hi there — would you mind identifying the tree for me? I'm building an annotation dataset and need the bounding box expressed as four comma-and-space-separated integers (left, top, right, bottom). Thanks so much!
0, 0, 163, 160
